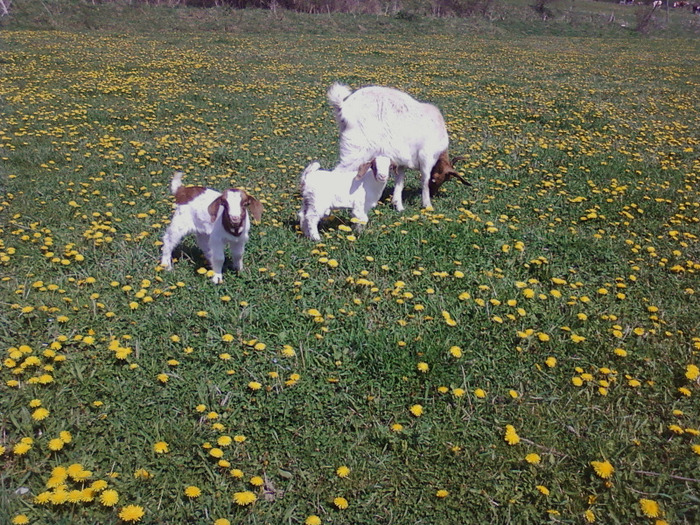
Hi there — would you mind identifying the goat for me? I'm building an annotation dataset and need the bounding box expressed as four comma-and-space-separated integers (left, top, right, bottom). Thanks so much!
327, 83, 468, 211
298, 157, 391, 242
160, 172, 263, 283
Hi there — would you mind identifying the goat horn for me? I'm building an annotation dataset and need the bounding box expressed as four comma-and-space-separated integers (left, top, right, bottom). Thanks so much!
450, 172, 471, 186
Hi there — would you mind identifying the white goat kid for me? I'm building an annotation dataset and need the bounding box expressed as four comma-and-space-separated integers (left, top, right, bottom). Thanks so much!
327, 83, 467, 211
298, 157, 391, 242
160, 172, 263, 283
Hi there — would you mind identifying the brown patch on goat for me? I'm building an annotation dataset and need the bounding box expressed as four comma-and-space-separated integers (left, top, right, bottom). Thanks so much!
428, 151, 469, 196
208, 194, 225, 224
174, 185, 207, 205
241, 191, 264, 223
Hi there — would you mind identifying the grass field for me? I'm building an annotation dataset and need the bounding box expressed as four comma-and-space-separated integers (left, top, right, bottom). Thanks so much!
1, 4, 700, 524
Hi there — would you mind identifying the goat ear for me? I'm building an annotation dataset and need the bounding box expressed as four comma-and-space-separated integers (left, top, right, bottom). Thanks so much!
243, 193, 264, 222
208, 196, 224, 223
355, 162, 373, 180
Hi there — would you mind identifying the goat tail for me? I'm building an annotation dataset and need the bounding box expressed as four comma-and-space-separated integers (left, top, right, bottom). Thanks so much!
170, 171, 184, 195
327, 82, 352, 110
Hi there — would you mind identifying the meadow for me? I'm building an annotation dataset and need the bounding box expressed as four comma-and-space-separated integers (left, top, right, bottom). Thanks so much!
1, 7, 700, 525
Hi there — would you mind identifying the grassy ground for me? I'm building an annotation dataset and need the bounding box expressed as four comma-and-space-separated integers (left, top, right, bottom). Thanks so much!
1, 5, 700, 525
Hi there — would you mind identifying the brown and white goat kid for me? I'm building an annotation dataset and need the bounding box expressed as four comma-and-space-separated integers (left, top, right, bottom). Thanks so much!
160, 172, 263, 283
327, 83, 468, 211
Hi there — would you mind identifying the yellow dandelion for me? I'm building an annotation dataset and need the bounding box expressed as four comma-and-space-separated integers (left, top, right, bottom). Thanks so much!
591, 460, 614, 479
184, 485, 201, 498
336, 465, 350, 478
333, 496, 348, 509
525, 453, 541, 465
133, 469, 151, 480
305, 516, 322, 525
153, 441, 169, 453
639, 498, 660, 518
233, 491, 257, 506
32, 407, 50, 421
504, 425, 520, 445
409, 404, 423, 417
249, 476, 264, 487
118, 505, 145, 522
100, 489, 119, 506
48, 438, 65, 451
435, 489, 449, 498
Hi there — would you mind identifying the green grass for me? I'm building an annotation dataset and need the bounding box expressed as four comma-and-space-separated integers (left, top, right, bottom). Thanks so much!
1, 4, 700, 525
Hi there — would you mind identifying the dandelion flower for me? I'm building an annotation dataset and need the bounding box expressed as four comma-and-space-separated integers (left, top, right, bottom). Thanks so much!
184, 485, 201, 498
133, 469, 151, 480
391, 423, 404, 432
416, 362, 429, 373
214, 520, 231, 525
435, 489, 449, 498
233, 491, 257, 506
449, 346, 462, 358
12, 443, 32, 456
504, 425, 520, 445
536, 485, 550, 496
336, 466, 350, 478
48, 438, 65, 451
118, 505, 144, 522
409, 404, 423, 417
474, 388, 486, 399
153, 441, 169, 453
100, 489, 119, 506
545, 357, 557, 368
333, 496, 348, 509
305, 516, 322, 525
248, 381, 262, 391
639, 499, 660, 518
583, 509, 596, 523
525, 453, 541, 465
591, 460, 614, 479
249, 476, 264, 487
686, 364, 699, 381
32, 407, 50, 421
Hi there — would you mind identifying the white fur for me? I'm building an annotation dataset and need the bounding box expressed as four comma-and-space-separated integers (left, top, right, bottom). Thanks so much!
298, 157, 391, 242
327, 82, 450, 210
160, 172, 260, 284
